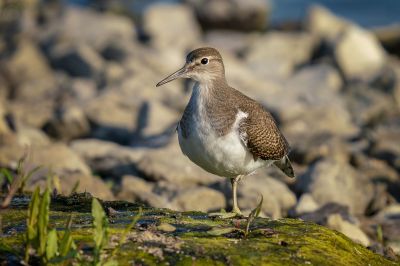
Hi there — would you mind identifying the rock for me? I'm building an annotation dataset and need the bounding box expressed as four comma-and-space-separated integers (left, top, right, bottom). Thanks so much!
0, 100, 11, 136
289, 135, 350, 165
4, 39, 56, 101
186, 0, 270, 31
171, 187, 226, 212
50, 43, 105, 78
43, 105, 90, 141
373, 25, 400, 58
2, 194, 394, 265
8, 100, 54, 128
116, 175, 168, 209
370, 117, 400, 170
294, 193, 319, 215
374, 204, 400, 221
57, 7, 135, 50
344, 84, 395, 126
334, 26, 387, 83
0, 143, 91, 176
204, 30, 253, 55
135, 137, 220, 186
307, 5, 350, 43
28, 173, 114, 200
365, 205, 400, 254
245, 32, 316, 80
327, 214, 370, 246
84, 88, 179, 145
299, 203, 354, 225
238, 174, 297, 218
269, 64, 358, 138
16, 126, 51, 146
391, 60, 400, 109
70, 139, 143, 178
68, 78, 97, 102
143, 4, 201, 53
104, 62, 125, 84
296, 159, 374, 215
6, 39, 53, 87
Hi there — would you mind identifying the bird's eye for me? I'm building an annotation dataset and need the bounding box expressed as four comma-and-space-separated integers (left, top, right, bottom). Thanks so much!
201, 58, 208, 65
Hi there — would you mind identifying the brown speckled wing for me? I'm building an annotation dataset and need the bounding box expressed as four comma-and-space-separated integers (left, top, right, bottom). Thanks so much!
238, 100, 289, 161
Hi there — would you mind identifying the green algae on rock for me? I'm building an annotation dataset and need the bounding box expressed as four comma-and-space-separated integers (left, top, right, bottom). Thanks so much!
0, 193, 398, 265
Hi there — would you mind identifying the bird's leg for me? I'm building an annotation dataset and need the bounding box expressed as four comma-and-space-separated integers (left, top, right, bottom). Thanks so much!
231, 175, 242, 215
209, 176, 243, 219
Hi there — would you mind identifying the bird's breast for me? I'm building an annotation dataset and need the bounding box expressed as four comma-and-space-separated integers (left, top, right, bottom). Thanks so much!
177, 91, 269, 177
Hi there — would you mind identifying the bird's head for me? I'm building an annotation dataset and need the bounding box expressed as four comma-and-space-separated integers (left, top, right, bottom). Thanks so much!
156, 47, 225, 87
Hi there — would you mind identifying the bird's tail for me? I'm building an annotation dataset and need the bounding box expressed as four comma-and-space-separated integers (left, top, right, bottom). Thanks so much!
274, 155, 295, 178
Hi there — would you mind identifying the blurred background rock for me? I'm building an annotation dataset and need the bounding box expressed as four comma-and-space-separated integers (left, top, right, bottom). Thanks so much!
0, 0, 399, 257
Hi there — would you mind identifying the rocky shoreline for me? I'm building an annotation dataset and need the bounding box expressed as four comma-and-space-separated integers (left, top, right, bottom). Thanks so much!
0, 1, 399, 259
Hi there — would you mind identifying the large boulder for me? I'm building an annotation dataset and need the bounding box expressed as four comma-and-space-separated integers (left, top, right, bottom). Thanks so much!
50, 42, 105, 78
267, 64, 358, 138
334, 26, 387, 83
3, 40, 56, 101
0, 143, 91, 176
84, 88, 179, 145
244, 32, 316, 80
307, 5, 350, 43
171, 186, 226, 212
70, 139, 143, 178
185, 0, 270, 31
296, 159, 374, 215
43, 104, 91, 141
57, 7, 135, 50
238, 174, 297, 218
143, 4, 201, 55
135, 137, 220, 186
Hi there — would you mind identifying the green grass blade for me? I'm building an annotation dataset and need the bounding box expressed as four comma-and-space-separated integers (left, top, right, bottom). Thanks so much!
46, 229, 58, 261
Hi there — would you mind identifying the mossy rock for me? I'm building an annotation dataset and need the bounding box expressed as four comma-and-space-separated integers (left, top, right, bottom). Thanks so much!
0, 193, 398, 265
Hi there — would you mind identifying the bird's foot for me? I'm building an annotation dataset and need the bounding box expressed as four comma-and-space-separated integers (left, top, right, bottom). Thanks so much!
208, 209, 243, 219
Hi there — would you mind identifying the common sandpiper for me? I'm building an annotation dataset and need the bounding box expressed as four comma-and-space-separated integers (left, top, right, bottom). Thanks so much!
157, 47, 295, 218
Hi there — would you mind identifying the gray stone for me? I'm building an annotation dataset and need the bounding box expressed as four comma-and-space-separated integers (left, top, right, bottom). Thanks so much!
84, 88, 179, 144
296, 159, 374, 215
0, 143, 91, 176
50, 43, 105, 78
344, 84, 395, 126
28, 173, 114, 200
307, 5, 350, 43
117, 175, 168, 208
245, 32, 316, 80
327, 214, 370, 246
238, 174, 297, 218
16, 126, 51, 146
4, 40, 56, 101
0, 100, 11, 136
171, 187, 226, 212
69, 78, 97, 102
135, 137, 220, 186
334, 26, 387, 82
370, 117, 400, 170
268, 64, 358, 138
143, 4, 201, 53
58, 7, 135, 50
295, 193, 319, 215
70, 139, 143, 177
186, 0, 270, 31
43, 105, 90, 141
9, 100, 54, 128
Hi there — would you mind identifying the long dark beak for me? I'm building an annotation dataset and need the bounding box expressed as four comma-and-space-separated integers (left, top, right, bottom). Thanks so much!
156, 65, 187, 87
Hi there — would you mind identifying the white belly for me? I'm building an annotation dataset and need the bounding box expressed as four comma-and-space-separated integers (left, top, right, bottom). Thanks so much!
177, 111, 271, 178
